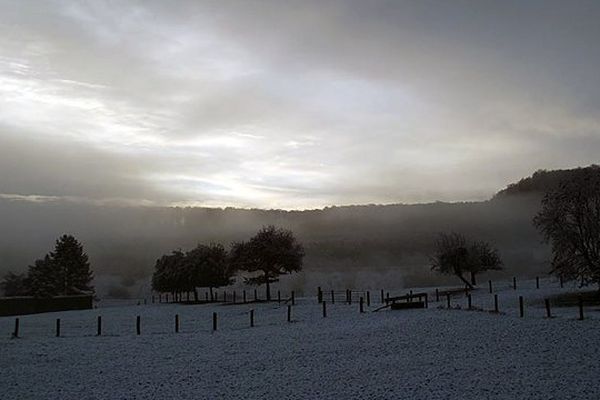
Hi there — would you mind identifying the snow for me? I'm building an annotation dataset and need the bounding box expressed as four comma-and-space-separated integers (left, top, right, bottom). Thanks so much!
1, 278, 599, 399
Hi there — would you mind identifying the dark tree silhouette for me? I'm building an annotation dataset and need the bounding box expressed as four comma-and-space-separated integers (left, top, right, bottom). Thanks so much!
151, 250, 186, 295
26, 235, 94, 297
431, 232, 502, 288
533, 169, 600, 288
230, 225, 304, 301
184, 243, 233, 301
0, 272, 30, 296
51, 235, 94, 295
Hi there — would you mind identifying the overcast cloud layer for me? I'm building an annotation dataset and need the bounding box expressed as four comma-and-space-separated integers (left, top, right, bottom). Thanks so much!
1, 0, 599, 209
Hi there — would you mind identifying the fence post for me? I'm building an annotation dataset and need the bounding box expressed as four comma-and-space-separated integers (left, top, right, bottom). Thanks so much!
366, 291, 370, 307
559, 276, 563, 288
233, 291, 237, 304
287, 305, 292, 322
409, 290, 413, 302
467, 294, 472, 310
380, 289, 384, 304
322, 301, 327, 318
359, 297, 364, 313
291, 291, 295, 306
213, 312, 217, 331
386, 292, 390, 304
435, 288, 439, 302
425, 293, 428, 308
159, 294, 162, 303
224, 291, 227, 303
578, 297, 584, 320
348, 290, 352, 305
536, 277, 540, 289
494, 294, 499, 313
317, 287, 323, 303
446, 293, 451, 308
12, 318, 19, 338
488, 280, 493, 294
513, 277, 517, 290
545, 299, 551, 318
56, 318, 61, 337
331, 290, 335, 304
243, 290, 247, 303
166, 293, 169, 303
136, 316, 141, 335
278, 290, 281, 304
254, 289, 257, 301
175, 314, 180, 333
519, 296, 524, 318
250, 310, 254, 327
97, 316, 102, 336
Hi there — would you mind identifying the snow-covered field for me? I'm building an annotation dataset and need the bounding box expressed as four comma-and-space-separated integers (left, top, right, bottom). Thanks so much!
1, 278, 599, 399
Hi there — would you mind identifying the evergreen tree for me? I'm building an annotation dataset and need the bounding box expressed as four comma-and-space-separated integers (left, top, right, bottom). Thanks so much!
0, 271, 30, 296
51, 235, 94, 295
28, 255, 59, 297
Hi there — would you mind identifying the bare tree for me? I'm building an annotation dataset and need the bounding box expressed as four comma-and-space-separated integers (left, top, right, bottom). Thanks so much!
533, 168, 600, 288
431, 232, 502, 288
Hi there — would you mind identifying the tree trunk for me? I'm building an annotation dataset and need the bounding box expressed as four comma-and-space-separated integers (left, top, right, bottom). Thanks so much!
470, 271, 477, 286
458, 274, 474, 290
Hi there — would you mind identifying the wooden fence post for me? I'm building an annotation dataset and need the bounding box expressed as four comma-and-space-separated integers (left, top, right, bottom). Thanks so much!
278, 290, 281, 304
136, 316, 141, 335
291, 291, 295, 306
254, 289, 257, 301
366, 291, 370, 306
446, 293, 451, 308
250, 310, 254, 327
56, 318, 60, 337
545, 299, 551, 318
559, 276, 563, 288
519, 296, 524, 318
435, 288, 439, 302
12, 318, 19, 338
287, 305, 292, 322
166, 293, 169, 303
97, 316, 102, 336
322, 301, 327, 318
494, 294, 499, 313
317, 287, 323, 303
243, 290, 247, 303
224, 291, 227, 303
175, 314, 180, 333
159, 294, 162, 303
359, 297, 364, 313
386, 292, 390, 304
578, 297, 584, 320
488, 280, 493, 294
213, 312, 217, 331
348, 290, 352, 304
536, 277, 540, 289
467, 294, 472, 310
380, 289, 384, 304
331, 290, 335, 304
513, 277, 517, 290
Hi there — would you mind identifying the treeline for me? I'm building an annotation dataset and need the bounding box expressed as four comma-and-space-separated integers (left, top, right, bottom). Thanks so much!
1, 235, 93, 298
151, 225, 304, 301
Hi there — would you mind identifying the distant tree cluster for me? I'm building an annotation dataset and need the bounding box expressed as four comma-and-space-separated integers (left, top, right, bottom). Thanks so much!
1, 235, 94, 298
534, 167, 600, 288
430, 232, 502, 288
151, 226, 305, 301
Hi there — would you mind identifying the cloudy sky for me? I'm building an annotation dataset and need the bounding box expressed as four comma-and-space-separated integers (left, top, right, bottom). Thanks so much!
1, 0, 599, 209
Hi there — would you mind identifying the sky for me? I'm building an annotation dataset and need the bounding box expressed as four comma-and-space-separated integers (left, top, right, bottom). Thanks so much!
1, 0, 599, 210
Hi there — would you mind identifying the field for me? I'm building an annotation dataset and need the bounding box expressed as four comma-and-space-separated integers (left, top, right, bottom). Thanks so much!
1, 278, 599, 399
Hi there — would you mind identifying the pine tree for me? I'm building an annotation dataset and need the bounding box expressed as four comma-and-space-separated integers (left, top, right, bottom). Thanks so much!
50, 235, 94, 295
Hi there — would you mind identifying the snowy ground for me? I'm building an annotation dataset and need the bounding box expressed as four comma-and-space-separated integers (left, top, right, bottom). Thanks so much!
1, 278, 599, 399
